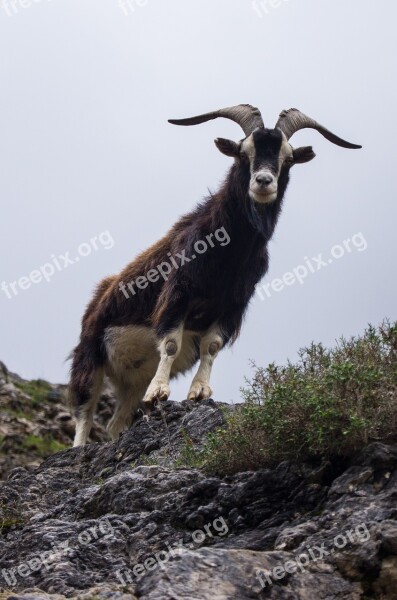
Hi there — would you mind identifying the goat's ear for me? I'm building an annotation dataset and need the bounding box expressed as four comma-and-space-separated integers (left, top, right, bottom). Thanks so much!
215, 138, 240, 158
293, 146, 316, 164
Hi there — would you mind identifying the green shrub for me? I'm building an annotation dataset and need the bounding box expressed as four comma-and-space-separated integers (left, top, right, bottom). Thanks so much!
204, 321, 397, 475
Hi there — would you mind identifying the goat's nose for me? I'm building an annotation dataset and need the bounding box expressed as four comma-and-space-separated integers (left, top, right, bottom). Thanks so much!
256, 173, 274, 186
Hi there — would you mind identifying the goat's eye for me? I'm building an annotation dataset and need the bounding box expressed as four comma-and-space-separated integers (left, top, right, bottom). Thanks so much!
285, 157, 294, 165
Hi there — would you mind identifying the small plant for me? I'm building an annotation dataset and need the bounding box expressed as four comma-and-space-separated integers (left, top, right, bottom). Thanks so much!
21, 435, 68, 457
174, 430, 205, 468
203, 321, 397, 475
0, 501, 26, 534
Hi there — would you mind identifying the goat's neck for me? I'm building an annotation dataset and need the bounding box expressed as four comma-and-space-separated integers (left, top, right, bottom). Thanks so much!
221, 163, 289, 241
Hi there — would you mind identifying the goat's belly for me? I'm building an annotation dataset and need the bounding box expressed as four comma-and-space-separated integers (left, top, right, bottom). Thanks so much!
104, 325, 159, 383
103, 325, 200, 383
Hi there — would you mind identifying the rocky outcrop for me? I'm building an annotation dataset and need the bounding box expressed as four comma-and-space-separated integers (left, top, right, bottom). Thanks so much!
1, 385, 397, 599
0, 362, 112, 480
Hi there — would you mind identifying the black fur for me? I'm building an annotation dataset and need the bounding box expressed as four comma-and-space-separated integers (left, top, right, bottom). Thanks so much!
69, 128, 293, 410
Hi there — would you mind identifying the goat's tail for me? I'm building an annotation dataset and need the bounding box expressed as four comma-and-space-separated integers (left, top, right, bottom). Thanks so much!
68, 340, 101, 412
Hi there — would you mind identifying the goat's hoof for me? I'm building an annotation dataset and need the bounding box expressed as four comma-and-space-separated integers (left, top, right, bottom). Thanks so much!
143, 382, 170, 408
187, 381, 212, 402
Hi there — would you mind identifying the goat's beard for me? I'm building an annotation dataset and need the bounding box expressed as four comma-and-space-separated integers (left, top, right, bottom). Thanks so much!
249, 190, 278, 204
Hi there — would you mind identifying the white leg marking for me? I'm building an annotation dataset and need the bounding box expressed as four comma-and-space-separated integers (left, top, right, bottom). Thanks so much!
143, 323, 184, 406
73, 370, 104, 447
188, 325, 223, 402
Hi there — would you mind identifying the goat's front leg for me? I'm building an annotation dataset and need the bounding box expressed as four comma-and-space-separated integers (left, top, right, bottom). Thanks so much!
188, 324, 223, 402
143, 322, 184, 407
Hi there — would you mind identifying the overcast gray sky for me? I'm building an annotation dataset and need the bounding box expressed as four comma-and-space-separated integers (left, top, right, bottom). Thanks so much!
0, 0, 395, 403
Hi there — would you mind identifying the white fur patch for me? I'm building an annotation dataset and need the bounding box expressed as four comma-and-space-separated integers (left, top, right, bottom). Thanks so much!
73, 325, 213, 446
243, 131, 293, 204
103, 325, 199, 387
188, 324, 223, 401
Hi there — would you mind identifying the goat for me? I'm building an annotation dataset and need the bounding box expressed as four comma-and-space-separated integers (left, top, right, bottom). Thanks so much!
70, 104, 361, 446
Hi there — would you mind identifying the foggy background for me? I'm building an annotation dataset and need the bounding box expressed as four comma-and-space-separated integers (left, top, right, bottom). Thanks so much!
0, 0, 395, 403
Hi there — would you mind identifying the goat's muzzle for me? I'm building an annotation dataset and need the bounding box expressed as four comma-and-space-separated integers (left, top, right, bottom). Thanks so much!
249, 170, 278, 204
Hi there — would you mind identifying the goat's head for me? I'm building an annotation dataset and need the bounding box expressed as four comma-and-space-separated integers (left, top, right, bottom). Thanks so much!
169, 105, 361, 205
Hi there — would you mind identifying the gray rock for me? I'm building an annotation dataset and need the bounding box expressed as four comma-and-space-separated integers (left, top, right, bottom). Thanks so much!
1, 400, 397, 599
0, 361, 9, 386
135, 547, 362, 600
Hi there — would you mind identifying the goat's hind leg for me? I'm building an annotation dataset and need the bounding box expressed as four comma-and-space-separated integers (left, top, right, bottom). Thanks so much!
107, 380, 147, 440
70, 362, 104, 447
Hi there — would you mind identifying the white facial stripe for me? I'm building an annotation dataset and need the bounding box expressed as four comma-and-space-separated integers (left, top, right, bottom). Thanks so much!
242, 132, 294, 205
242, 134, 293, 176
241, 135, 256, 162
278, 137, 294, 173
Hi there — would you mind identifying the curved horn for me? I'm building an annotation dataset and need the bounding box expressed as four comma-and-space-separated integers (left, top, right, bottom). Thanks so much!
168, 104, 264, 138
275, 108, 362, 149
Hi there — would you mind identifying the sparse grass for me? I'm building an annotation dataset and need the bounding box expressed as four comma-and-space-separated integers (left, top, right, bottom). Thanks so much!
132, 453, 171, 468
174, 430, 205, 468
0, 501, 26, 534
203, 321, 397, 475
21, 434, 68, 457
14, 378, 52, 407
2, 406, 31, 420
